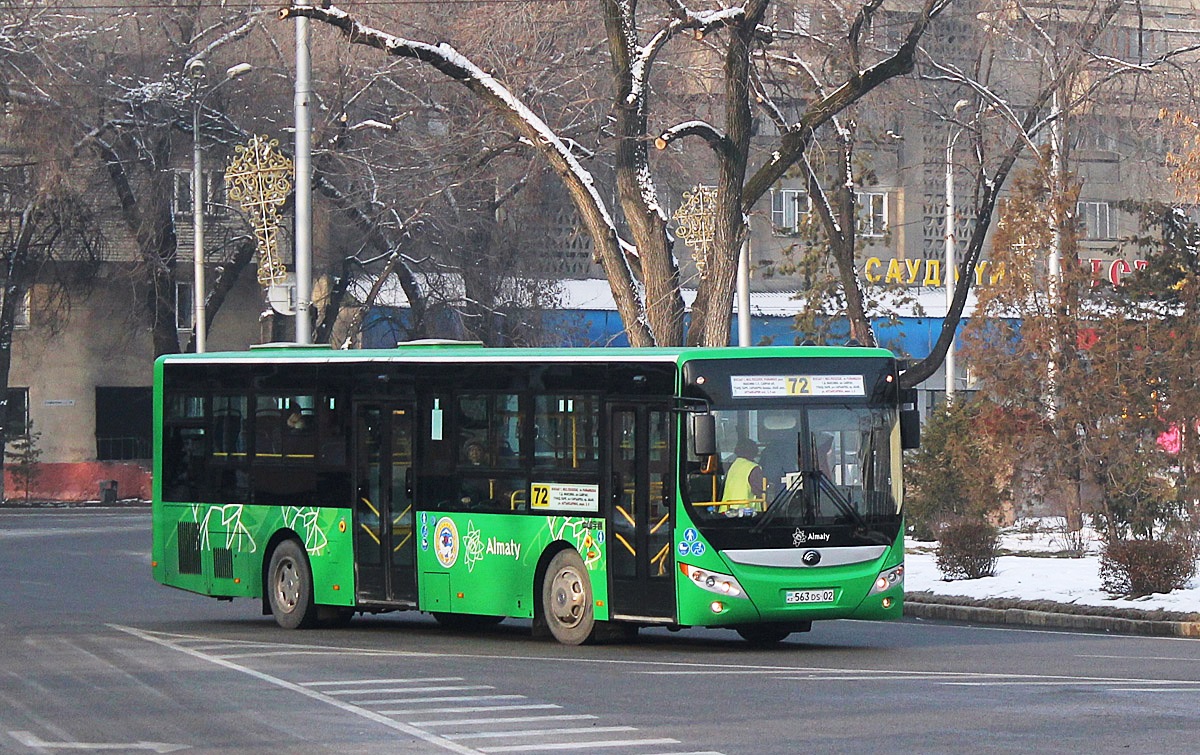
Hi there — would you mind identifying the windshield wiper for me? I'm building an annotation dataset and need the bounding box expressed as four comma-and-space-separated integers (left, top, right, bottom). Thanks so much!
749, 473, 806, 533
817, 474, 892, 545
752, 468, 891, 544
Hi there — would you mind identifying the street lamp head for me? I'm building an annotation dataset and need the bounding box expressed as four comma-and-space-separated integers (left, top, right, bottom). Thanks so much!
186, 57, 206, 79
226, 63, 252, 80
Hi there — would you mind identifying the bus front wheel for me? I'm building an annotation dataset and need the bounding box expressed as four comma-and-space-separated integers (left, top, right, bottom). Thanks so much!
268, 539, 316, 629
541, 550, 594, 645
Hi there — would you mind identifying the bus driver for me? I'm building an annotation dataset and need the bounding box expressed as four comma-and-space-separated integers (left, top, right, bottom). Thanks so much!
721, 438, 766, 512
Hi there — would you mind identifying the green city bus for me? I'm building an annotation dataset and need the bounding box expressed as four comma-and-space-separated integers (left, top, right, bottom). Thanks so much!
152, 342, 918, 645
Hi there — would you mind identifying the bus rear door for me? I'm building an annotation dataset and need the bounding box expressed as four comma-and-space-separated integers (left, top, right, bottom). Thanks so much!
607, 403, 675, 622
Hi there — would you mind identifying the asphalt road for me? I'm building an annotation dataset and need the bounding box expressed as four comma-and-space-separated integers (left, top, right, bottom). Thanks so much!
2, 507, 1199, 754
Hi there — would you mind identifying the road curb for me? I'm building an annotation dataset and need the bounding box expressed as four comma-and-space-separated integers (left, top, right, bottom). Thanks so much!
905, 595, 1200, 638
0, 500, 150, 509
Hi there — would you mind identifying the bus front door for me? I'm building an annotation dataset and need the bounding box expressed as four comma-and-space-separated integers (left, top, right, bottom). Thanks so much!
353, 403, 417, 605
607, 404, 675, 622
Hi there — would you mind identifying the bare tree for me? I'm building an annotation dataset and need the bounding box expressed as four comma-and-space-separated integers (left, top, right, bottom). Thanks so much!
898, 0, 1198, 388
283, 0, 945, 347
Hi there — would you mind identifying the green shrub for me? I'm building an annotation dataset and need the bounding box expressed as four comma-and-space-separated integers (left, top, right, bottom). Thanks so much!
1099, 538, 1197, 597
904, 400, 1012, 540
935, 517, 1000, 580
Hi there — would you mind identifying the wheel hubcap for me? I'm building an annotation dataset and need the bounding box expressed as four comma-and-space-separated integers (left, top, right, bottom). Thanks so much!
276, 559, 299, 612
549, 567, 585, 627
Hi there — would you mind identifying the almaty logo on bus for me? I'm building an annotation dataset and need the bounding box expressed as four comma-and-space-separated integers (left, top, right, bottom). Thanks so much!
435, 517, 459, 568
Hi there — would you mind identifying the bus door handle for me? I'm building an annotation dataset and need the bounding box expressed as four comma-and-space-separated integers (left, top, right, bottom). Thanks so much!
611, 472, 622, 504
405, 467, 414, 499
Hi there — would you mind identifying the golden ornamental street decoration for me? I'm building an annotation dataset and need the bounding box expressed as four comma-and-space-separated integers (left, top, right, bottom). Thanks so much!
225, 135, 294, 286
673, 184, 717, 273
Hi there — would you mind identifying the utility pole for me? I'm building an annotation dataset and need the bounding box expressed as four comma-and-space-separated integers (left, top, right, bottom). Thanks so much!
944, 129, 960, 404
187, 60, 251, 353
737, 236, 752, 347
293, 17, 313, 345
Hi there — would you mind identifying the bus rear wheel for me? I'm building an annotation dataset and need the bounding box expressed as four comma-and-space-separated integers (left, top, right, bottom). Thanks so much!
268, 539, 316, 629
541, 549, 594, 645
735, 625, 791, 646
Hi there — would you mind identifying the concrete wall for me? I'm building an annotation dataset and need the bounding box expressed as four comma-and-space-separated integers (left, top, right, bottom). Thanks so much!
8, 268, 266, 468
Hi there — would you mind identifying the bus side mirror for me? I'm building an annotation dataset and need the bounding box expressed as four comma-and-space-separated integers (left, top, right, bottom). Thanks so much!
899, 388, 920, 449
691, 413, 716, 457
900, 409, 920, 449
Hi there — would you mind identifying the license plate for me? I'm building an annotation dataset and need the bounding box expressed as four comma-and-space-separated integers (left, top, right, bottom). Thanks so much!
785, 589, 835, 604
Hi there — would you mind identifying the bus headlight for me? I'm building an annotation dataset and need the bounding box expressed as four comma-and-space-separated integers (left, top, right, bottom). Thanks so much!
679, 563, 745, 598
869, 564, 904, 595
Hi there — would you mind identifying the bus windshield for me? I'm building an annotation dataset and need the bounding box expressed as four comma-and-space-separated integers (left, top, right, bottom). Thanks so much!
684, 403, 902, 541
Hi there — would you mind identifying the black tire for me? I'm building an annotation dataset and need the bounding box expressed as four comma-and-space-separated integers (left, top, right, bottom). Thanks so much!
735, 624, 792, 646
267, 539, 316, 629
433, 612, 505, 630
541, 549, 594, 645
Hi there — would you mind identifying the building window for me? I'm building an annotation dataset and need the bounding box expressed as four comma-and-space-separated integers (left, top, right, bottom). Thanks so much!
1106, 26, 1170, 60
0, 164, 28, 212
1073, 117, 1120, 153
96, 387, 152, 460
176, 282, 194, 332
1078, 201, 1114, 240
771, 188, 810, 235
13, 288, 30, 330
857, 191, 888, 237
4, 387, 29, 438
173, 169, 227, 217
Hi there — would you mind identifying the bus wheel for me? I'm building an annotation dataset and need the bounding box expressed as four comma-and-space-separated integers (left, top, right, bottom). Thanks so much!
268, 539, 316, 629
735, 625, 791, 646
542, 550, 594, 645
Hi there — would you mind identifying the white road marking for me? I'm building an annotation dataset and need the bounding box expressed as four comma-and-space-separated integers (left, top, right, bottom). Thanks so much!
379, 704, 560, 715
357, 695, 527, 706
413, 714, 597, 727
325, 684, 491, 695
478, 739, 679, 753
1107, 688, 1200, 693
444, 727, 638, 741
109, 625, 482, 755
8, 731, 186, 753
1078, 654, 1200, 663
301, 677, 462, 687
109, 625, 721, 754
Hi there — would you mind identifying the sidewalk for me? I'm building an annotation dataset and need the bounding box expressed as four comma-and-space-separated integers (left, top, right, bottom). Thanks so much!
904, 591, 1200, 637
905, 527, 1200, 638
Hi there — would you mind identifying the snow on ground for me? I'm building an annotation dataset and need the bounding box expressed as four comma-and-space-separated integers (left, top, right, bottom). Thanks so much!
906, 519, 1200, 614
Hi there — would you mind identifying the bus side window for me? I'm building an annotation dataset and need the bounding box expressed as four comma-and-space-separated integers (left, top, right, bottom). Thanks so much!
317, 394, 346, 465
255, 398, 283, 457
532, 394, 599, 471
209, 394, 250, 503
163, 394, 205, 502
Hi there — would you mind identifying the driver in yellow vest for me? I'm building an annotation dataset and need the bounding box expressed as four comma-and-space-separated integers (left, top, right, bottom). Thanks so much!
721, 438, 766, 513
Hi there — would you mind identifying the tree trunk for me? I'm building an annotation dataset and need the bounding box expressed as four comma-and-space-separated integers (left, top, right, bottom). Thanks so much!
0, 202, 39, 502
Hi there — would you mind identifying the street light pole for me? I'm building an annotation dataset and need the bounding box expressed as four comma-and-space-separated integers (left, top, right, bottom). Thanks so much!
188, 60, 251, 354
944, 128, 960, 405
191, 72, 207, 353
737, 236, 752, 347
943, 100, 970, 405
293, 17, 313, 345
